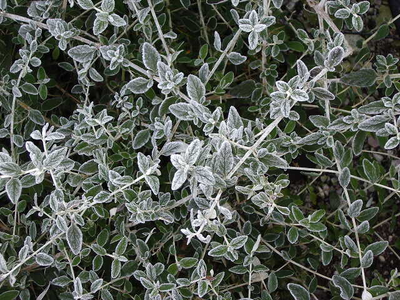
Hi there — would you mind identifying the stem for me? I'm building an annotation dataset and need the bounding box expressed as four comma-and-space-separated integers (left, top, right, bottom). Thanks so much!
363, 13, 400, 46
206, 30, 242, 83
3, 233, 63, 281
197, 0, 210, 45
263, 238, 364, 289
147, 0, 171, 59
0, 12, 99, 46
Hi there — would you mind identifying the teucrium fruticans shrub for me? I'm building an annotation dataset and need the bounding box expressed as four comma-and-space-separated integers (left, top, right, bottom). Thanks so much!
0, 0, 399, 299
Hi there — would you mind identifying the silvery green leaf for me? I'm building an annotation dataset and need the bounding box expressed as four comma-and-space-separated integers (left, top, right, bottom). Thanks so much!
67, 222, 83, 255
357, 220, 370, 234
187, 75, 205, 103
142, 42, 160, 72
199, 63, 209, 82
52, 276, 72, 287
332, 275, 354, 300
389, 291, 400, 300
352, 15, 363, 32
335, 8, 350, 19
169, 103, 193, 120
297, 60, 309, 82
19, 245, 29, 261
344, 235, 358, 253
357, 1, 370, 14
68, 45, 97, 63
109, 14, 126, 27
140, 277, 154, 289
248, 31, 258, 50
359, 115, 389, 132
216, 141, 234, 176
198, 280, 208, 297
291, 89, 308, 102
0, 253, 7, 272
384, 137, 400, 150
91, 279, 103, 293
179, 257, 198, 269
268, 272, 278, 292
28, 110, 45, 125
36, 253, 54, 266
185, 139, 202, 165
272, 0, 283, 8
161, 141, 187, 156
101, 289, 113, 300
227, 106, 243, 129
93, 17, 108, 35
74, 277, 83, 296
194, 166, 215, 185
312, 87, 335, 101
56, 216, 68, 232
348, 199, 363, 218
339, 167, 350, 188
145, 175, 159, 194
214, 31, 222, 51
21, 83, 38, 95
326, 46, 344, 68
115, 237, 127, 256
132, 129, 150, 149
361, 250, 373, 268
0, 162, 21, 176
127, 77, 151, 94
340, 69, 377, 87
208, 245, 228, 257
101, 0, 114, 12
239, 19, 253, 32
262, 153, 288, 168
287, 283, 310, 300
172, 168, 187, 190
230, 235, 247, 249
137, 7, 150, 24
44, 147, 67, 169
94, 191, 111, 203
6, 178, 22, 204
364, 241, 388, 256
77, 0, 94, 9
229, 265, 247, 274
228, 52, 247, 65
89, 68, 104, 82
92, 244, 107, 256
111, 259, 121, 278
288, 227, 299, 244
362, 158, 378, 183
362, 291, 373, 300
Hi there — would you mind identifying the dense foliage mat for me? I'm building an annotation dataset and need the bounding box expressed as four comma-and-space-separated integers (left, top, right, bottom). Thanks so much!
0, 0, 400, 299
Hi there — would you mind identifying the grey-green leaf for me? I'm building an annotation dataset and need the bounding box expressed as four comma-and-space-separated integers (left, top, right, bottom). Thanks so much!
339, 167, 350, 188
142, 42, 160, 72
340, 69, 377, 87
287, 283, 310, 300
364, 241, 388, 256
6, 178, 22, 204
67, 223, 83, 255
132, 129, 150, 149
332, 275, 354, 300
68, 45, 97, 63
187, 75, 205, 103
36, 253, 54, 266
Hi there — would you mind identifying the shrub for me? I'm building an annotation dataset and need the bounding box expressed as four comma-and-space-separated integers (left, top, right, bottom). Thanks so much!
0, 0, 399, 299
